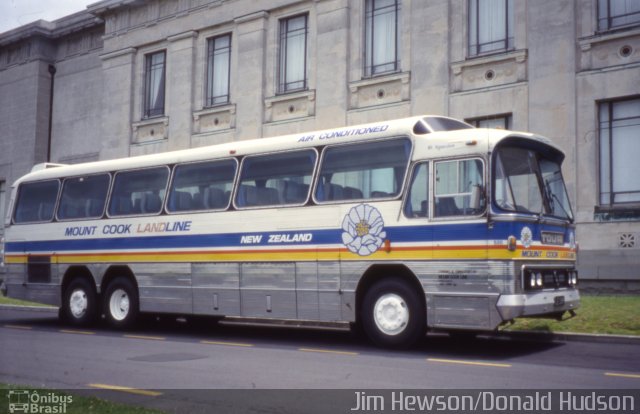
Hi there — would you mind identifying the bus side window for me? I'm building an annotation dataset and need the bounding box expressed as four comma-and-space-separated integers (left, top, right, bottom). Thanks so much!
404, 162, 429, 218
13, 180, 60, 224
315, 138, 411, 203
57, 174, 110, 220
434, 158, 485, 218
108, 167, 169, 217
235, 150, 316, 208
168, 159, 237, 213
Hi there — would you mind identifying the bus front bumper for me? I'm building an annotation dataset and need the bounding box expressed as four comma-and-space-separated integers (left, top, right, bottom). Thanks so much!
496, 289, 580, 321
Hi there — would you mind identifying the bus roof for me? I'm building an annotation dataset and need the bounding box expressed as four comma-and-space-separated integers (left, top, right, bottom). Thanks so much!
13, 115, 562, 185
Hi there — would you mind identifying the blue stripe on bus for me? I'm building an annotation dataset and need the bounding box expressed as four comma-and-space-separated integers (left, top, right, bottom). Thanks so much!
4, 222, 569, 253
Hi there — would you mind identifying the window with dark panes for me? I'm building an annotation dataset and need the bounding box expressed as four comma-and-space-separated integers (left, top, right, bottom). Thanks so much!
57, 174, 110, 220
468, 0, 514, 57
467, 114, 512, 130
14, 180, 60, 223
168, 159, 237, 212
108, 167, 169, 216
143, 51, 166, 118
278, 14, 308, 93
206, 34, 231, 107
599, 98, 640, 205
364, 0, 399, 77
236, 150, 316, 208
315, 138, 411, 202
598, 0, 640, 31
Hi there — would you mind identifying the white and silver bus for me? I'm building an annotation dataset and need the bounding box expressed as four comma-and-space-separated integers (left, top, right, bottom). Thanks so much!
2, 115, 579, 347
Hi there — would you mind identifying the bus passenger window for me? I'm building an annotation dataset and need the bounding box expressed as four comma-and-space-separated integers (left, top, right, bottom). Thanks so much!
235, 150, 316, 208
315, 138, 411, 203
14, 180, 60, 224
434, 158, 484, 218
57, 174, 110, 220
108, 167, 169, 217
168, 159, 237, 213
405, 163, 429, 218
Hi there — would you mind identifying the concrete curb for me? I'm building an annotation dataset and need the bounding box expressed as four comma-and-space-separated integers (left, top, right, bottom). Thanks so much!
2, 303, 639, 345
497, 329, 640, 345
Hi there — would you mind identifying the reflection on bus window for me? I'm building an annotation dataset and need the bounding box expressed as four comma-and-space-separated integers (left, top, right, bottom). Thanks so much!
494, 147, 544, 215
236, 150, 316, 208
315, 138, 411, 202
108, 167, 169, 216
168, 159, 237, 212
14, 180, 59, 223
57, 174, 110, 220
434, 158, 484, 217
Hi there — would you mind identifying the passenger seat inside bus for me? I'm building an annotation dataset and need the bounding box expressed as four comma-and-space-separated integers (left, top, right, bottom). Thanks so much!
435, 197, 460, 217
204, 186, 227, 209
141, 192, 162, 214
170, 191, 193, 211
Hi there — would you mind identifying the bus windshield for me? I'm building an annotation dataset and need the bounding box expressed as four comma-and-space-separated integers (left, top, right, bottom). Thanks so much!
494, 145, 573, 221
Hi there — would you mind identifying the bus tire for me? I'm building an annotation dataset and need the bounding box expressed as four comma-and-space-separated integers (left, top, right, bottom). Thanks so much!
61, 278, 98, 326
361, 278, 425, 348
103, 277, 139, 329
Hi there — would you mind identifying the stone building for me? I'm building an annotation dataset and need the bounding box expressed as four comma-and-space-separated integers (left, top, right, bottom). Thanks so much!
0, 0, 638, 289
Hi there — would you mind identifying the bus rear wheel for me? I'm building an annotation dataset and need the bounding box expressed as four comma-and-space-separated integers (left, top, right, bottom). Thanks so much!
61, 278, 98, 326
361, 278, 426, 348
103, 277, 139, 329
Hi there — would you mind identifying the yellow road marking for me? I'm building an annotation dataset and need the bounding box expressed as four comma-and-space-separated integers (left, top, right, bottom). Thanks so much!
299, 347, 359, 356
60, 329, 95, 335
200, 340, 253, 347
123, 334, 166, 341
605, 372, 640, 379
88, 383, 163, 397
4, 324, 33, 330
427, 357, 511, 368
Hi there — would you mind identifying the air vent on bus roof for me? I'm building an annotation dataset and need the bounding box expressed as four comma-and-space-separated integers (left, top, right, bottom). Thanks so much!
30, 163, 67, 172
413, 116, 474, 135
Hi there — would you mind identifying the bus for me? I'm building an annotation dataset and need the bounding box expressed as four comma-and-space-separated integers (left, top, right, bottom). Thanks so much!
1, 115, 579, 347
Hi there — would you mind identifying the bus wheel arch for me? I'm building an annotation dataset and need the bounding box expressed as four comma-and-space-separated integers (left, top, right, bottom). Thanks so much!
60, 266, 99, 326
355, 265, 426, 348
101, 266, 140, 329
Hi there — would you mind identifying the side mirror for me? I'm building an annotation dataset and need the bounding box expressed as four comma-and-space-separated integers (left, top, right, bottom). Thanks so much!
470, 185, 484, 210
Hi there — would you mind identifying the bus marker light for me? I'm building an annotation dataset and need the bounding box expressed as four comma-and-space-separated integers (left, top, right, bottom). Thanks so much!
507, 236, 517, 251
384, 239, 391, 253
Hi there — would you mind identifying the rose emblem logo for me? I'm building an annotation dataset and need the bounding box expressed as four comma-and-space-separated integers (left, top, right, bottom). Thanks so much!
520, 226, 533, 248
341, 204, 386, 256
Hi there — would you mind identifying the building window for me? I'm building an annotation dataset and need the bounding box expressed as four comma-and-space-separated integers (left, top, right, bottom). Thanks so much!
143, 51, 166, 118
599, 97, 640, 206
278, 14, 308, 94
206, 34, 231, 107
364, 0, 399, 77
467, 114, 512, 129
468, 0, 514, 57
598, 0, 640, 31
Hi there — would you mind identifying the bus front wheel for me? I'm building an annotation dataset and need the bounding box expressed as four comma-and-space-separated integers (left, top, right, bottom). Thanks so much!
103, 277, 139, 329
61, 278, 98, 326
361, 278, 426, 348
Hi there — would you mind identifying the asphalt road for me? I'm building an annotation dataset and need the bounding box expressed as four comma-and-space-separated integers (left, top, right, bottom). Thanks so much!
1, 306, 639, 413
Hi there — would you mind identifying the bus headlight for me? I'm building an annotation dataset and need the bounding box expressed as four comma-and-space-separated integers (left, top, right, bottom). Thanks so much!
569, 271, 577, 286
530, 273, 536, 288
536, 273, 543, 287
